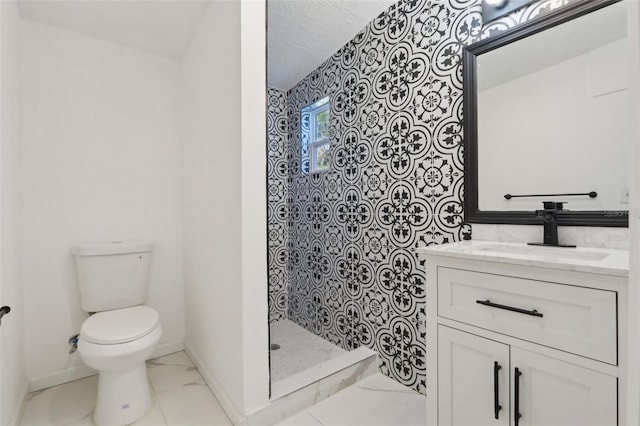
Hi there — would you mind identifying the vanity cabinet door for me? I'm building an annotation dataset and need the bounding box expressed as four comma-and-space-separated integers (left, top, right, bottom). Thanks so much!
511, 348, 617, 426
438, 326, 509, 426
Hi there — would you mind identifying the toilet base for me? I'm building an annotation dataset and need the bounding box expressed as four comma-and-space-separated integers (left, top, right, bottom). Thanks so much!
94, 364, 153, 426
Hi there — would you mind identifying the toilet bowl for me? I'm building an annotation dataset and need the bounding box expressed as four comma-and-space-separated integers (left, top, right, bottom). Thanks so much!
78, 305, 162, 426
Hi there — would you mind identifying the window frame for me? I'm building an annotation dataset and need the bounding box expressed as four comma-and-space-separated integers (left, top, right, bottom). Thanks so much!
309, 139, 331, 174
303, 98, 331, 174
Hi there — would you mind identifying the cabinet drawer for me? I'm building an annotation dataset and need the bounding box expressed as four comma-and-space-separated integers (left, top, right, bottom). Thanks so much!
437, 267, 617, 364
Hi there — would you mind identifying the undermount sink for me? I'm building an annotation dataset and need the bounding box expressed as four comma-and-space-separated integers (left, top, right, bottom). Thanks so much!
475, 244, 610, 261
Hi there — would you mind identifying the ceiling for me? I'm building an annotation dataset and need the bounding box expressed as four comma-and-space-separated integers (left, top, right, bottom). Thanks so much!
16, 0, 397, 86
17, 0, 211, 61
268, 0, 397, 91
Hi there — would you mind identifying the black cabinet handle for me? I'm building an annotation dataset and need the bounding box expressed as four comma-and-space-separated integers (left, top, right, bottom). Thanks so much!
493, 361, 502, 419
476, 299, 543, 317
0, 306, 10, 326
515, 367, 522, 426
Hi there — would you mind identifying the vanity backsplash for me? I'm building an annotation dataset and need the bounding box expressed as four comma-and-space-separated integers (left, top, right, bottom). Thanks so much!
472, 223, 629, 250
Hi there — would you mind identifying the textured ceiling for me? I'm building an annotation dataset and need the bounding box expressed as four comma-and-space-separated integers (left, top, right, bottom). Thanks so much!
17, 0, 210, 60
268, 0, 397, 91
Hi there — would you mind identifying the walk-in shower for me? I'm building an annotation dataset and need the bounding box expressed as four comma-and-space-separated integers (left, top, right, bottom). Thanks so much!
266, 0, 476, 402
267, 84, 377, 400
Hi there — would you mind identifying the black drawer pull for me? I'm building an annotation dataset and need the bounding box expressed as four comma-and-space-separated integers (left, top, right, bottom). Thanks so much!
515, 367, 522, 426
476, 299, 543, 317
493, 361, 502, 419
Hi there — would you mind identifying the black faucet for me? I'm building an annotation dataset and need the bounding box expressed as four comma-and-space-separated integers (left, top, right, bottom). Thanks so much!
528, 201, 576, 248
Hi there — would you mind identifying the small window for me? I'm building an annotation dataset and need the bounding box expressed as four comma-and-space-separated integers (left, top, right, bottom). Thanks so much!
301, 97, 330, 174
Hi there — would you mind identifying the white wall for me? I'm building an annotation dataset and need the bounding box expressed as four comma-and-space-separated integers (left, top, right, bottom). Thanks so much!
478, 38, 631, 212
1, 0, 28, 423
240, 1, 269, 415
182, 0, 268, 419
20, 19, 185, 388
182, 0, 243, 415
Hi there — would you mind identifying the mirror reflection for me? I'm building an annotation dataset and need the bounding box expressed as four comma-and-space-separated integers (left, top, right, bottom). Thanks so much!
476, 1, 630, 212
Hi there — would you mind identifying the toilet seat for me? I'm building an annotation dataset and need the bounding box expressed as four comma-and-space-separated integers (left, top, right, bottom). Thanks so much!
81, 305, 159, 345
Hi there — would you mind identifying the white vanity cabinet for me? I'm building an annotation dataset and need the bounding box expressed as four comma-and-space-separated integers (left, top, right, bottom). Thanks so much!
438, 325, 617, 426
417, 242, 629, 426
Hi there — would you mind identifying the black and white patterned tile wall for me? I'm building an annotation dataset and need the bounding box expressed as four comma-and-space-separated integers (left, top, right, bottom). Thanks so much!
267, 0, 573, 393
267, 87, 289, 323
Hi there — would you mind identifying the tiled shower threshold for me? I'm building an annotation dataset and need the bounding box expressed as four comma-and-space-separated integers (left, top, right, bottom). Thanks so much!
270, 345, 377, 400
269, 319, 377, 400
251, 345, 377, 425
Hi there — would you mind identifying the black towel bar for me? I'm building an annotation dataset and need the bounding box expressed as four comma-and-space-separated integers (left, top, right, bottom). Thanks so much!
504, 191, 597, 200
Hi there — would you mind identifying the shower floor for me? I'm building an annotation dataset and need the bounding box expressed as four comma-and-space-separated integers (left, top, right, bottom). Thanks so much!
269, 319, 347, 383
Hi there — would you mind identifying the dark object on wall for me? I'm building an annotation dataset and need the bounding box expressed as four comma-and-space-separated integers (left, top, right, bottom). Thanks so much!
0, 305, 10, 325
463, 0, 627, 227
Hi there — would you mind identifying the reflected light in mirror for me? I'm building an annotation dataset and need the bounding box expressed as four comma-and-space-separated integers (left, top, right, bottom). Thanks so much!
482, 0, 536, 24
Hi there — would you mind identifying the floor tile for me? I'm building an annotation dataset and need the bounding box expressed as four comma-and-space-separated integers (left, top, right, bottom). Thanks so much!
62, 395, 167, 426
19, 375, 98, 426
132, 397, 168, 426
19, 351, 229, 426
276, 410, 323, 426
147, 351, 202, 394
277, 373, 426, 426
308, 374, 425, 426
155, 381, 232, 426
19, 351, 422, 426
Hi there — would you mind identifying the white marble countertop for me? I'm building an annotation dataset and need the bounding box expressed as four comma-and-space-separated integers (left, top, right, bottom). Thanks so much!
416, 240, 629, 277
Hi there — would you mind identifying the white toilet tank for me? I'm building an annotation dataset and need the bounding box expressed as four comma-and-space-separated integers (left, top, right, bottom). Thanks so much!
71, 241, 154, 312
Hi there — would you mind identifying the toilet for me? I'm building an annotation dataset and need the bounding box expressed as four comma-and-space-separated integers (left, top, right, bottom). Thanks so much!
71, 241, 162, 426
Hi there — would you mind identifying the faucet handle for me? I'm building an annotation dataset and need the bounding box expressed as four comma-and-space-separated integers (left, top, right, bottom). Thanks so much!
542, 201, 566, 211
529, 201, 576, 248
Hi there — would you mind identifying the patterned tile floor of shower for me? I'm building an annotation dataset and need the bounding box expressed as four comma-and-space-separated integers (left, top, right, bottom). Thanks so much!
19, 351, 231, 426
269, 319, 347, 383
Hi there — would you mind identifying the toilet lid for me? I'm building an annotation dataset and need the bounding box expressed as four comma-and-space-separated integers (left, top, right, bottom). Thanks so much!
81, 306, 160, 344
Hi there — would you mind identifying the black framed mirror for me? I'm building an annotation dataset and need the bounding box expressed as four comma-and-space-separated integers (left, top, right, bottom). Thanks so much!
463, 0, 629, 227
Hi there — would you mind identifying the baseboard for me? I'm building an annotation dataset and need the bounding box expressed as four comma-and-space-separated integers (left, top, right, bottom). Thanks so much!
28, 363, 96, 392
151, 338, 184, 360
8, 380, 29, 426
184, 342, 246, 425
29, 338, 185, 392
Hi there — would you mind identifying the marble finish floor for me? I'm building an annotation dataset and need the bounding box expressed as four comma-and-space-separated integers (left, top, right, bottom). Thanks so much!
270, 319, 346, 383
19, 351, 231, 426
276, 373, 426, 426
